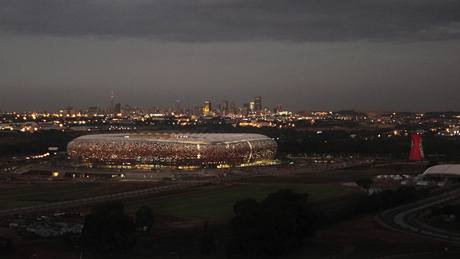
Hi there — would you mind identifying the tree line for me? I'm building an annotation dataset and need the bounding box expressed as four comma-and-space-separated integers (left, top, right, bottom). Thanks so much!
71, 185, 428, 258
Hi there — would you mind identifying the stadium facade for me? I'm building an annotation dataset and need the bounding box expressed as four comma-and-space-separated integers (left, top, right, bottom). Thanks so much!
422, 164, 460, 178
67, 133, 277, 169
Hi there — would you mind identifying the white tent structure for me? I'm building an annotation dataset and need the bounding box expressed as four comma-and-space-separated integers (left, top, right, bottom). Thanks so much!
422, 164, 460, 178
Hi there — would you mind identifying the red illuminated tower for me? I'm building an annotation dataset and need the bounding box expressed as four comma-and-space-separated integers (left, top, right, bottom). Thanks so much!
409, 132, 424, 161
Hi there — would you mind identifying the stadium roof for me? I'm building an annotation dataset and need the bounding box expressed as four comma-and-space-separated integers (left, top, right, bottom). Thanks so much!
422, 164, 460, 177
72, 133, 273, 145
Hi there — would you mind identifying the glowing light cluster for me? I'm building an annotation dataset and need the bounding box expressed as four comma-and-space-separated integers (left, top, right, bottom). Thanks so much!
67, 133, 277, 168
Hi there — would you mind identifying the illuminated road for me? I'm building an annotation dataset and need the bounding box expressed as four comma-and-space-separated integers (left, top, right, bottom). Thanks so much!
378, 186, 460, 244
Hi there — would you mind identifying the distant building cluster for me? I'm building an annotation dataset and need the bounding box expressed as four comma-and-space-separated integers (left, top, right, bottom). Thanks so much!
1, 97, 460, 137
201, 96, 265, 116
67, 133, 278, 168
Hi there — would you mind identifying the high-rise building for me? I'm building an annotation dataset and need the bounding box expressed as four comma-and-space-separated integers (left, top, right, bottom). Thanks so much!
114, 103, 122, 115
249, 101, 255, 113
109, 90, 115, 113
274, 104, 283, 113
88, 106, 99, 114
175, 100, 182, 114
221, 100, 229, 115
202, 100, 212, 116
230, 102, 237, 114
254, 96, 262, 112
243, 102, 250, 115
61, 106, 74, 115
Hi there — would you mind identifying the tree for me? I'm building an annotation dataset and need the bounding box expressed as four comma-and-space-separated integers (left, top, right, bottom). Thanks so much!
228, 189, 317, 256
81, 201, 136, 254
200, 221, 216, 255
0, 237, 13, 255
228, 199, 261, 256
233, 198, 259, 216
136, 205, 154, 232
259, 189, 317, 255
356, 178, 373, 192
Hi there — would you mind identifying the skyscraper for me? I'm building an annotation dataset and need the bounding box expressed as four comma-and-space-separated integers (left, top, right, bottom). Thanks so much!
254, 96, 262, 112
175, 100, 182, 114
202, 100, 212, 116
109, 90, 115, 113
88, 106, 99, 115
221, 100, 229, 115
230, 101, 237, 114
249, 101, 255, 113
114, 103, 122, 115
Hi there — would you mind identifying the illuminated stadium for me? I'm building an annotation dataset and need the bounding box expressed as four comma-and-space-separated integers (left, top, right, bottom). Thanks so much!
67, 133, 278, 169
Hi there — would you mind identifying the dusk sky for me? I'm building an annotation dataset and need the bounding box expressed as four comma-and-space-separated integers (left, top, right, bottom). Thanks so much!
1, 0, 460, 112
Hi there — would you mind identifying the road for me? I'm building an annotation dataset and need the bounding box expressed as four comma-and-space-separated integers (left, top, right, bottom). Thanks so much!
378, 186, 460, 244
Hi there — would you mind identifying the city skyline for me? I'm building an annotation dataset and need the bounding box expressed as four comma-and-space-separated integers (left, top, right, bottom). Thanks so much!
1, 1, 460, 111
3, 93, 460, 113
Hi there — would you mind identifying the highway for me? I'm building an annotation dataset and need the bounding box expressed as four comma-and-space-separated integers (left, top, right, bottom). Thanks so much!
378, 186, 460, 244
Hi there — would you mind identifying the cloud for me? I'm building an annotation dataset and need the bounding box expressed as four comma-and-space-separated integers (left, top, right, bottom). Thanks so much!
0, 0, 459, 42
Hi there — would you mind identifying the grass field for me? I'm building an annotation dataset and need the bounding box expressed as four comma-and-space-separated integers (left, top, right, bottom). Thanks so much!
126, 183, 354, 222
0, 181, 354, 223
0, 182, 158, 210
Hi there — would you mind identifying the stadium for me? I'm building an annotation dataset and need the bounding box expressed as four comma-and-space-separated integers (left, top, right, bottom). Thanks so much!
422, 164, 460, 180
67, 133, 278, 168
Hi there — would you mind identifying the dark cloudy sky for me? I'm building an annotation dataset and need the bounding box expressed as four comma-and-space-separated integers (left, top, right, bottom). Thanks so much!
1, 0, 460, 112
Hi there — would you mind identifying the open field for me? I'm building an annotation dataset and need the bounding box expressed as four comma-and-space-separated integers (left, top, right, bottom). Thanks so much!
0, 181, 159, 210
241, 164, 427, 184
0, 179, 354, 222
125, 183, 355, 222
